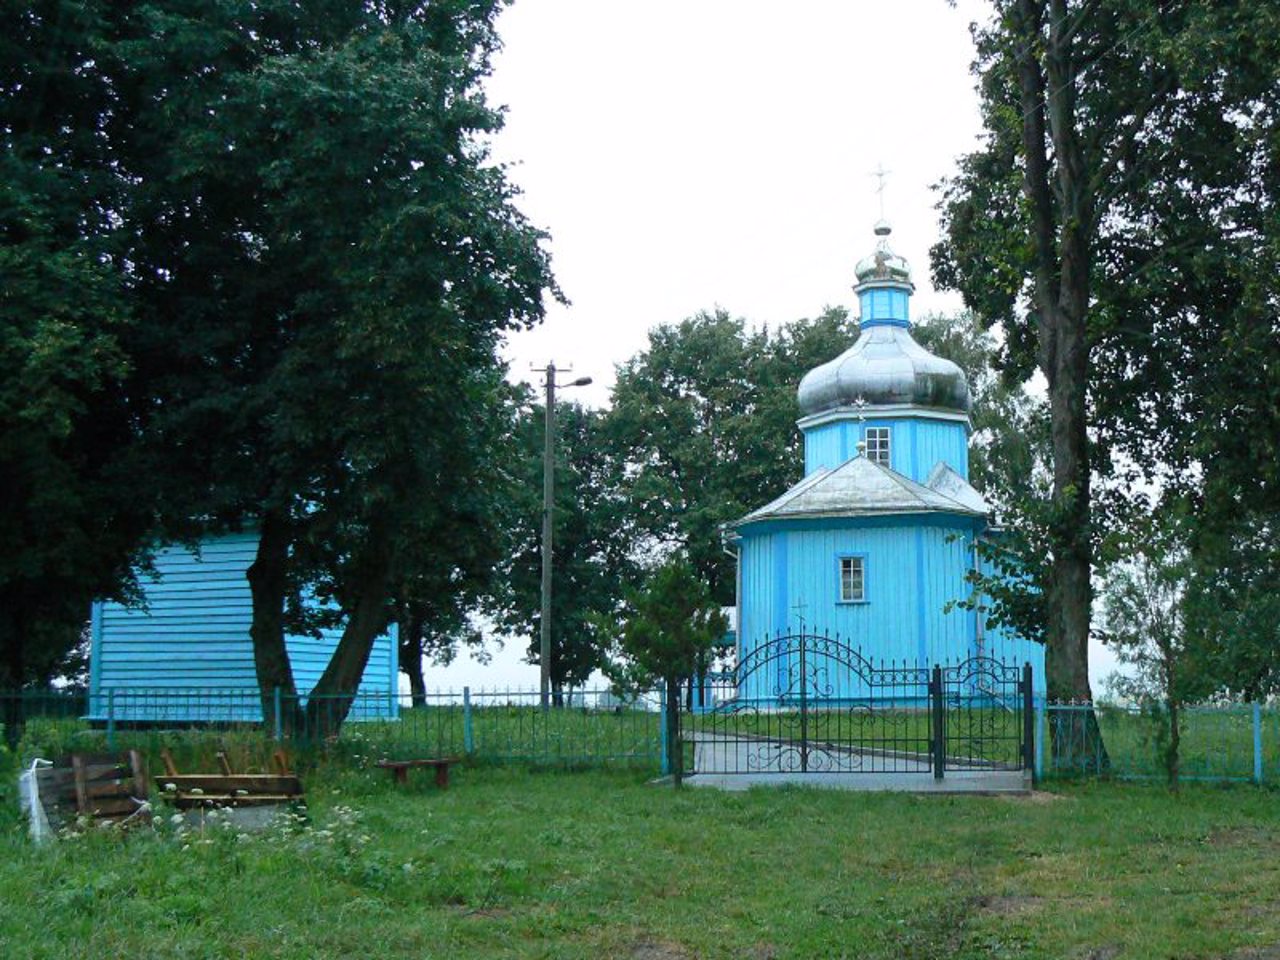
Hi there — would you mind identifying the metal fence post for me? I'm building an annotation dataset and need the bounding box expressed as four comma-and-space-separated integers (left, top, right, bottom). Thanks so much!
273, 686, 283, 743
1036, 700, 1046, 782
1022, 662, 1034, 779
463, 686, 474, 756
659, 684, 669, 776
106, 688, 116, 750
931, 665, 945, 780
1254, 702, 1263, 785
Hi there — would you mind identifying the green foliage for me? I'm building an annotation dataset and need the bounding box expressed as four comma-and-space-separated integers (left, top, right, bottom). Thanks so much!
1099, 538, 1202, 787
610, 556, 727, 688
489, 398, 637, 689
933, 1, 1280, 699
2, 1, 558, 700
0, 0, 163, 686
609, 307, 854, 604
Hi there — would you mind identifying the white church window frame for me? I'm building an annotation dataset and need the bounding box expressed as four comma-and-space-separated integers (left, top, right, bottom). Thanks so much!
864, 427, 891, 467
837, 554, 867, 604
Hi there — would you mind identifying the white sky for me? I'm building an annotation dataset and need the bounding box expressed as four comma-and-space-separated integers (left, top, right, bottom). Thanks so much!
421, 0, 1122, 692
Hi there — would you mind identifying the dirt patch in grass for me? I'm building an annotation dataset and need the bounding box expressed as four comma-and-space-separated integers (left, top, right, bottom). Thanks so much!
1228, 949, 1280, 960
629, 939, 691, 960
1077, 946, 1121, 960
1000, 790, 1067, 804
979, 894, 1043, 916
1207, 826, 1280, 849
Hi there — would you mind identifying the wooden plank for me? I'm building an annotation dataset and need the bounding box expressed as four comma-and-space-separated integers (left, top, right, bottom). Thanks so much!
85, 797, 142, 817
161, 748, 180, 779
71, 756, 89, 814
86, 781, 134, 799
69, 752, 130, 767
129, 750, 149, 801
81, 763, 131, 783
171, 794, 301, 808
216, 752, 233, 776
273, 749, 291, 776
154, 774, 303, 795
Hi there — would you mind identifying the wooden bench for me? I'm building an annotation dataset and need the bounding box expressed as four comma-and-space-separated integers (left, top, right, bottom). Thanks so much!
375, 758, 459, 789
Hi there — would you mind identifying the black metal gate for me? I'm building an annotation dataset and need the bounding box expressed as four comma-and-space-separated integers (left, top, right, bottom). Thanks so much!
680, 631, 1032, 779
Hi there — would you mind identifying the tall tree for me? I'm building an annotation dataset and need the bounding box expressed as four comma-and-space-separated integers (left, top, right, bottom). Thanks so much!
0, 0, 165, 688
5, 1, 558, 728
931, 0, 1280, 721
931, 0, 1187, 706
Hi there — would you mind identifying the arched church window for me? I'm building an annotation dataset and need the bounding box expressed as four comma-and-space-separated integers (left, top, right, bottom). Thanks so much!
865, 427, 891, 467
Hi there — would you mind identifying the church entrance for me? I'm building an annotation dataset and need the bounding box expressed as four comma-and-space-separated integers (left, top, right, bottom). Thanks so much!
681, 631, 1033, 783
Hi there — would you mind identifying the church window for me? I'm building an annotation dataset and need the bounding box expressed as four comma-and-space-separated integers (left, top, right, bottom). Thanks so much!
865, 427, 891, 466
838, 556, 866, 603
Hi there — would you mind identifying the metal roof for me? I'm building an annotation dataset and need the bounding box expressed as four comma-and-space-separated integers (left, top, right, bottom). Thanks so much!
733, 455, 988, 527
796, 323, 972, 417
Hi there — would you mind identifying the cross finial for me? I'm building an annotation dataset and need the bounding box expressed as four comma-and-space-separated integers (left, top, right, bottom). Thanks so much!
791, 598, 808, 630
872, 163, 891, 221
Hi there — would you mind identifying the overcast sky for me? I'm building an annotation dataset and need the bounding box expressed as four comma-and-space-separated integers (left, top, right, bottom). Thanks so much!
421, 0, 1122, 691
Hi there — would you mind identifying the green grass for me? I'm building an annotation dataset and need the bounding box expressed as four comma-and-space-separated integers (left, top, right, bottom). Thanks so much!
1, 757, 1279, 959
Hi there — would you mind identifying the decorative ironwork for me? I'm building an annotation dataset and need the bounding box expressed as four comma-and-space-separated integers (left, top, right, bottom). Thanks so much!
682, 631, 1032, 779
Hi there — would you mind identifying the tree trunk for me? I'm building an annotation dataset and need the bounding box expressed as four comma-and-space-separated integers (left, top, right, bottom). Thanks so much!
0, 602, 22, 748
306, 526, 393, 738
399, 611, 427, 709
247, 512, 301, 732
1012, 0, 1106, 769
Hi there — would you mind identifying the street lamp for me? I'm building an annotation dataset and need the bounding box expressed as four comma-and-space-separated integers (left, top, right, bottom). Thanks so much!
535, 362, 593, 710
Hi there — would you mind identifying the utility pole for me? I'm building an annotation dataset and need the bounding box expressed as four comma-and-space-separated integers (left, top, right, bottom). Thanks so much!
533, 363, 591, 710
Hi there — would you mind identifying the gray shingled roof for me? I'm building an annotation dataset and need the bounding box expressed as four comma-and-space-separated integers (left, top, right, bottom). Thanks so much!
734, 455, 988, 526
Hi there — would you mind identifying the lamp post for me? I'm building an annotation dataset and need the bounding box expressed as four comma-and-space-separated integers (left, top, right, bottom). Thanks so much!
535, 362, 592, 710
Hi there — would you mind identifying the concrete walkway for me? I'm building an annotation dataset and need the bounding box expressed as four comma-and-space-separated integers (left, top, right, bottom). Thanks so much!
682, 768, 1031, 793
682, 730, 1030, 794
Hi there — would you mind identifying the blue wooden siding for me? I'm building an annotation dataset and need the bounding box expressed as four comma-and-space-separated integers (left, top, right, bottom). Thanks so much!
802, 417, 968, 480
737, 516, 1044, 700
89, 530, 399, 722
859, 287, 909, 326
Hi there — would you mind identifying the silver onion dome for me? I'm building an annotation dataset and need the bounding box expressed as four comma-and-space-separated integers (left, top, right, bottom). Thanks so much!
796, 324, 972, 416
854, 220, 913, 287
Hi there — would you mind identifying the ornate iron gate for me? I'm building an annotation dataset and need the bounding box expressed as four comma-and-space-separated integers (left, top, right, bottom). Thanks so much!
681, 631, 1032, 779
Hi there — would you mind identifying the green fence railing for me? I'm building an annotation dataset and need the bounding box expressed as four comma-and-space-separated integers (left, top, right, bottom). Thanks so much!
1038, 701, 1277, 783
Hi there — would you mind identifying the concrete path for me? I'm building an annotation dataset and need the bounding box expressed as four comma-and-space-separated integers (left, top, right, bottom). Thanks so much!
682, 768, 1031, 793
682, 730, 1030, 794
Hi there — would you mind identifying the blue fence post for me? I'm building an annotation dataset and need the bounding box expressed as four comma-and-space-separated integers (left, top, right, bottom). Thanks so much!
1035, 699, 1046, 782
463, 686, 474, 756
273, 687, 283, 743
659, 685, 670, 776
1253, 702, 1263, 785
106, 688, 116, 750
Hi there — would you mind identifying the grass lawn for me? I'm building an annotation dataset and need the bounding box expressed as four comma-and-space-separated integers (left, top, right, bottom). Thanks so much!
2, 764, 1279, 959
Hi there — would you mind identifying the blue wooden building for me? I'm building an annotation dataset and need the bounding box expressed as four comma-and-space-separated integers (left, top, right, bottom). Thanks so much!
726, 221, 1044, 701
89, 530, 399, 722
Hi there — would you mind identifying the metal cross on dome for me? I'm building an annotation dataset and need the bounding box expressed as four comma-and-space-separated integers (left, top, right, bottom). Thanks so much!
872, 163, 892, 220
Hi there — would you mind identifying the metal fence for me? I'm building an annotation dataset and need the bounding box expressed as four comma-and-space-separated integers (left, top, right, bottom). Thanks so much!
2, 689, 1277, 785
1, 687, 668, 771
1039, 701, 1278, 783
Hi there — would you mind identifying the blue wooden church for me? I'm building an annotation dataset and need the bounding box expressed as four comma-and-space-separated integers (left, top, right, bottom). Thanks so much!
89, 530, 399, 722
725, 221, 1044, 700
